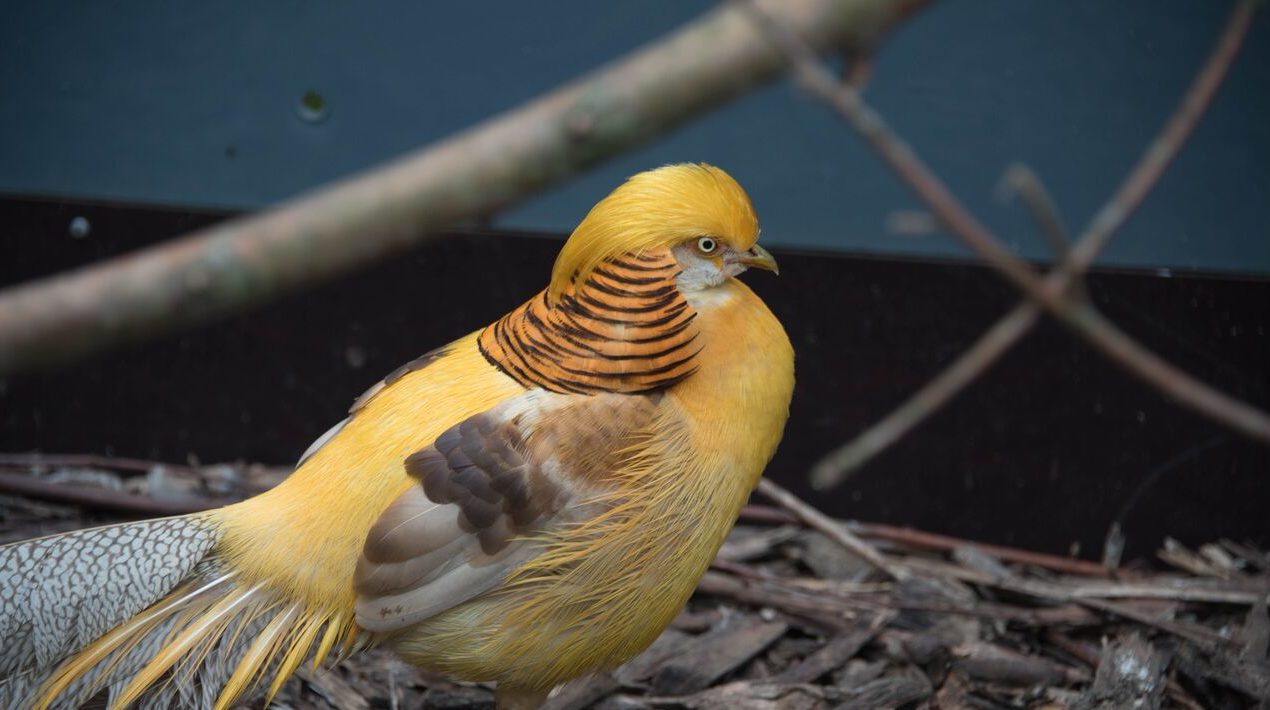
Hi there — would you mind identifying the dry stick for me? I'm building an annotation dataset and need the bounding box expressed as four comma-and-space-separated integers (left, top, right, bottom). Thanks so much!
738, 503, 799, 525
901, 557, 1249, 652
0, 0, 930, 374
997, 164, 1073, 258
0, 452, 197, 475
1078, 598, 1229, 652
0, 471, 229, 516
903, 556, 1268, 607
807, 171, 1085, 491
756, 478, 907, 580
810, 302, 1039, 488
740, 0, 1270, 459
847, 521, 1109, 577
807, 0, 1267, 488
806, 0, 1260, 489
739, 503, 1110, 577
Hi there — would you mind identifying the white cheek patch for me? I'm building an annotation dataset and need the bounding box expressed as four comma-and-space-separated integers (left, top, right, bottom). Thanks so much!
671, 243, 725, 292
675, 263, 723, 291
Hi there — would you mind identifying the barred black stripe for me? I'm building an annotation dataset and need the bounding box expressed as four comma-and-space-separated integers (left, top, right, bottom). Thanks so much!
608, 258, 673, 273
592, 333, 699, 362
585, 278, 676, 300
637, 367, 701, 390
577, 290, 680, 316
590, 267, 665, 286
627, 313, 697, 344
478, 248, 702, 394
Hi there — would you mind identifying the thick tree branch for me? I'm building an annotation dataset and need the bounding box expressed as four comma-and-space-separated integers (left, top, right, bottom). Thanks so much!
740, 0, 1270, 471
0, 0, 930, 374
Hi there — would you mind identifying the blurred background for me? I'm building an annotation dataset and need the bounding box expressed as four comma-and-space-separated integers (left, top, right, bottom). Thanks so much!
2, 0, 1267, 560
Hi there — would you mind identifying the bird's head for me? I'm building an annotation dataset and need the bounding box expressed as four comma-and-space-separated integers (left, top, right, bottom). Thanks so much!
547, 163, 777, 303
482, 164, 781, 394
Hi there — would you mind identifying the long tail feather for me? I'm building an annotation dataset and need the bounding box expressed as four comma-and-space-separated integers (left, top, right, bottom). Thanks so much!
0, 515, 219, 707
1, 516, 366, 709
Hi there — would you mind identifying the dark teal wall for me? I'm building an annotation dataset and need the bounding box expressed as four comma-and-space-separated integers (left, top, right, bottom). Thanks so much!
2, 1, 1267, 274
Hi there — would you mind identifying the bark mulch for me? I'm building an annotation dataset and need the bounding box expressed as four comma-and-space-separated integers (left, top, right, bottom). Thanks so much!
1, 454, 1267, 709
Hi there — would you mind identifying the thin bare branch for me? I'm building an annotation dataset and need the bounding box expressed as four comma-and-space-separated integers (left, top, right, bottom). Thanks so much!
815, 165, 1078, 489
0, 0, 930, 374
810, 301, 1039, 488
740, 0, 1270, 464
1065, 0, 1262, 275
997, 164, 1072, 259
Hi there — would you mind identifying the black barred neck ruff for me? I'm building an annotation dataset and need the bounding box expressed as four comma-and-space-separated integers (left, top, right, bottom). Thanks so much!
478, 250, 701, 395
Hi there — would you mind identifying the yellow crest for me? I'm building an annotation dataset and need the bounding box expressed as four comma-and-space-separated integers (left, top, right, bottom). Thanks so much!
548, 164, 760, 301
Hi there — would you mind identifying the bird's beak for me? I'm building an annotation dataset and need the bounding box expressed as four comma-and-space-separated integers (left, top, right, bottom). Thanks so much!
737, 244, 779, 275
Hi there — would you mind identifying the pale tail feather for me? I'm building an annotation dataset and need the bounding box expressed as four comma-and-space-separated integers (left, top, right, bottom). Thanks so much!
0, 516, 364, 709
0, 515, 219, 706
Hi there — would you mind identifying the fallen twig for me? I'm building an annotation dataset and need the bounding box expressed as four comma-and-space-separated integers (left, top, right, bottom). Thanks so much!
740, 502, 1111, 576
0, 471, 229, 517
648, 618, 788, 695
772, 613, 890, 683
848, 521, 1110, 577
0, 452, 198, 475
756, 478, 908, 580
902, 555, 1268, 608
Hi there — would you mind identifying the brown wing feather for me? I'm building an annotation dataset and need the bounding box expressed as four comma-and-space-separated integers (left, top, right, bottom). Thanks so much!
353, 390, 661, 632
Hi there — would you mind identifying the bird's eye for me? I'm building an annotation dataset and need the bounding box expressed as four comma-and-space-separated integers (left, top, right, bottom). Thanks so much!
696, 237, 717, 254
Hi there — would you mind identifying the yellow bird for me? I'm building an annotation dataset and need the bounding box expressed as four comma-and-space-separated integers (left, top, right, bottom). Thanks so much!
0, 163, 794, 710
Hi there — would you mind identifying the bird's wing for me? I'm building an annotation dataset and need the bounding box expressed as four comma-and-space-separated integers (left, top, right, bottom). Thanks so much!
352, 388, 662, 632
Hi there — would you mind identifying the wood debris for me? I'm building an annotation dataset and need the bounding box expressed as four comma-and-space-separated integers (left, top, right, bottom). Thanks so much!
1, 460, 1268, 708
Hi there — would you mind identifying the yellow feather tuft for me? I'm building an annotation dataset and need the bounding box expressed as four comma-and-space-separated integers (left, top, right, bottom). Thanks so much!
33, 573, 238, 710
548, 163, 759, 302
266, 609, 329, 702
312, 611, 349, 671
213, 605, 297, 710
112, 583, 262, 708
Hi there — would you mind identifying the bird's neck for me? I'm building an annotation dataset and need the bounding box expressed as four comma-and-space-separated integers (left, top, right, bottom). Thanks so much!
478, 250, 703, 394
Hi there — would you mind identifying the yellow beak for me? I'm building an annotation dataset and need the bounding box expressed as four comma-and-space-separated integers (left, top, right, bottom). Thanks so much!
738, 244, 779, 275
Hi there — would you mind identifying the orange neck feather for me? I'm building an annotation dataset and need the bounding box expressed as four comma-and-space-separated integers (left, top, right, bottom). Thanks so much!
478, 249, 702, 394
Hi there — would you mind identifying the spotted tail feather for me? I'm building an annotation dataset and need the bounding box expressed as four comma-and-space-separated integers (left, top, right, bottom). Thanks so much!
0, 515, 361, 709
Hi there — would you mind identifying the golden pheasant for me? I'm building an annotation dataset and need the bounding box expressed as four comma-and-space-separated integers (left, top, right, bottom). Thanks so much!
0, 163, 794, 710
